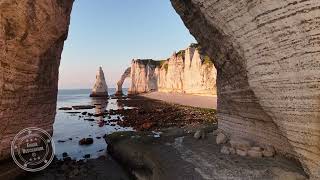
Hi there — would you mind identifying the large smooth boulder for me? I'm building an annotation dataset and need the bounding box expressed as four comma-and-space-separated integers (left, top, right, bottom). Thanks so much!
171, 0, 320, 178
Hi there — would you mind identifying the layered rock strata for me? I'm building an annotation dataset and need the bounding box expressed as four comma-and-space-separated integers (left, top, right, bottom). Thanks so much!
171, 0, 320, 178
119, 46, 217, 96
0, 0, 74, 161
90, 66, 108, 97
0, 0, 319, 178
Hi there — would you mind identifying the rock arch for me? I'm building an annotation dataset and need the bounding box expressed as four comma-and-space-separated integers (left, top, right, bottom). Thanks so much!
0, 0, 319, 178
115, 67, 131, 96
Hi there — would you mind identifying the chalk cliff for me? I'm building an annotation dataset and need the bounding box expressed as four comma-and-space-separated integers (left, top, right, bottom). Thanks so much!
0, 0, 320, 178
90, 66, 108, 97
120, 46, 217, 96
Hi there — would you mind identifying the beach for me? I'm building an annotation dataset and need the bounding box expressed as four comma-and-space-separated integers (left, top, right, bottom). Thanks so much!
16, 91, 307, 180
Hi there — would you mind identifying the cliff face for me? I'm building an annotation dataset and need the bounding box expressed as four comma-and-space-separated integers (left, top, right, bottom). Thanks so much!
126, 47, 217, 96
129, 59, 159, 94
157, 47, 217, 96
0, 0, 74, 160
171, 0, 320, 178
0, 0, 319, 178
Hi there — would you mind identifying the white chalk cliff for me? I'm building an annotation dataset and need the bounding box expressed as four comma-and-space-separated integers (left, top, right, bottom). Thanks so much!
118, 45, 217, 96
90, 67, 108, 97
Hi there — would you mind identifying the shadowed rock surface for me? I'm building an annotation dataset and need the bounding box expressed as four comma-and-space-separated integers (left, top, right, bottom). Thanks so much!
105, 131, 307, 180
171, 0, 320, 178
0, 0, 319, 178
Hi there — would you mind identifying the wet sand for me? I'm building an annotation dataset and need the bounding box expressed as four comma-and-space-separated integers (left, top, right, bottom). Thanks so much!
140, 92, 217, 109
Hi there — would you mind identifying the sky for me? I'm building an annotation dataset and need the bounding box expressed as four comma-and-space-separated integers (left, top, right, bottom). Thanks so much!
58, 0, 196, 89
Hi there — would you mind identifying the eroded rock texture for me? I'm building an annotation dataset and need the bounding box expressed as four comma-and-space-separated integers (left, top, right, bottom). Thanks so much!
0, 0, 74, 160
124, 47, 217, 96
90, 66, 108, 97
171, 0, 320, 178
116, 67, 131, 95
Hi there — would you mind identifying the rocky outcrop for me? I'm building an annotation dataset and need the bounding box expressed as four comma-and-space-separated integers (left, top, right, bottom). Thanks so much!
1, 0, 319, 178
129, 59, 159, 94
0, 0, 74, 161
126, 46, 217, 96
157, 46, 217, 96
171, 0, 320, 178
90, 66, 108, 97
115, 67, 131, 96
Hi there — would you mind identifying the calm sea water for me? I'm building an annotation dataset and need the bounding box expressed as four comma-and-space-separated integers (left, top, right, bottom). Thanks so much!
53, 88, 133, 160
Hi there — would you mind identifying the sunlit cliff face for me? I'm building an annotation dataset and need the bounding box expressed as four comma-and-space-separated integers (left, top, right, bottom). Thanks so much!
0, 0, 320, 178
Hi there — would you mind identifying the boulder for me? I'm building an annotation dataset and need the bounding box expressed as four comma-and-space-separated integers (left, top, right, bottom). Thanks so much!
247, 149, 263, 158
263, 146, 275, 157
236, 149, 247, 157
216, 132, 227, 144
79, 138, 94, 145
221, 146, 231, 155
230, 138, 252, 151
194, 129, 206, 139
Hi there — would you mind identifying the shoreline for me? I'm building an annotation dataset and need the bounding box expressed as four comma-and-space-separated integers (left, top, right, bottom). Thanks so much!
8, 94, 307, 180
139, 91, 217, 109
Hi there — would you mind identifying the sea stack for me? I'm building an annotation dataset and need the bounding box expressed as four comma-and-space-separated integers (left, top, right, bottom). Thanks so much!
90, 66, 108, 97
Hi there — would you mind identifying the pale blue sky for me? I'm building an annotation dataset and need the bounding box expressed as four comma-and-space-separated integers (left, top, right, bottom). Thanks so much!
59, 0, 196, 89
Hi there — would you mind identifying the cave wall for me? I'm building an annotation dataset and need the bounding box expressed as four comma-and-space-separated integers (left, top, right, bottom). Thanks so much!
0, 0, 74, 160
171, 0, 320, 178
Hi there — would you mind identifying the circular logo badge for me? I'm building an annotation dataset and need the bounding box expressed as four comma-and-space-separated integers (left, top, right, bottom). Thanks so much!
11, 127, 55, 172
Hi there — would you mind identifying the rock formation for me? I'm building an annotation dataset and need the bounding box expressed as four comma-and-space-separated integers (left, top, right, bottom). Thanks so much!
0, 0, 319, 178
123, 46, 217, 96
171, 0, 320, 178
129, 59, 160, 94
0, 0, 74, 162
115, 67, 131, 96
157, 46, 217, 96
90, 66, 108, 97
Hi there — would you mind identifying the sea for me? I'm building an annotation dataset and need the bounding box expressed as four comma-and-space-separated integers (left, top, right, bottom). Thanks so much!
53, 88, 133, 160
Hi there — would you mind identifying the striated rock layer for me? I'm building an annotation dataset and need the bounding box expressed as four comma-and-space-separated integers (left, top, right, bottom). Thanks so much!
0, 0, 74, 161
121, 46, 217, 96
171, 0, 320, 178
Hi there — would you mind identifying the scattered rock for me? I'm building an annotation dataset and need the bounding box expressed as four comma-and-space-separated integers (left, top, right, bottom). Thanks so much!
84, 118, 95, 121
81, 112, 87, 115
247, 149, 263, 158
216, 132, 227, 144
59, 107, 72, 110
141, 122, 154, 130
58, 140, 66, 143
62, 152, 68, 158
72, 105, 95, 110
221, 146, 230, 155
194, 129, 206, 139
230, 137, 251, 151
263, 145, 275, 157
236, 149, 247, 157
79, 138, 94, 145
63, 157, 72, 161
68, 138, 73, 141
229, 147, 236, 155
96, 136, 101, 139
83, 154, 90, 159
